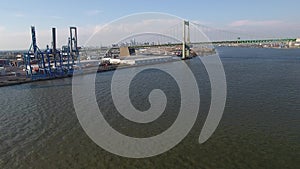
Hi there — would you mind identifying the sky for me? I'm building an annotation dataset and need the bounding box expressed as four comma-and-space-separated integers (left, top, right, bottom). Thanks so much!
0, 0, 299, 50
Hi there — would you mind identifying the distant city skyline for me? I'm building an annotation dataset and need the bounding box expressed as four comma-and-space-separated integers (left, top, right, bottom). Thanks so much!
0, 0, 299, 50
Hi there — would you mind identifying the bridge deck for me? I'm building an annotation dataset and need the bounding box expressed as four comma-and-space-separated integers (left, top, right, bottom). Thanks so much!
107, 38, 297, 49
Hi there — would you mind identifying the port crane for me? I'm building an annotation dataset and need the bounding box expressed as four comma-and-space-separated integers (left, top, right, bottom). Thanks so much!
24, 26, 80, 80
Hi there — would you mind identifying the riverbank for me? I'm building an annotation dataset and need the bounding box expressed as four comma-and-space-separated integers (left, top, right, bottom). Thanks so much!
0, 57, 184, 88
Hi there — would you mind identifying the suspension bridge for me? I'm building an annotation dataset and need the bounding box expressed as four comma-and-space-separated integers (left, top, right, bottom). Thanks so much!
103, 20, 297, 60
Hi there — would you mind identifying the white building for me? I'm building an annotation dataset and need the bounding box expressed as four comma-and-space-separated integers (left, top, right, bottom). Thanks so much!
295, 38, 300, 47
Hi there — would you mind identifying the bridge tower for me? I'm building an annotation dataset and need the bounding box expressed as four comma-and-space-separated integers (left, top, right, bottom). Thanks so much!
182, 20, 190, 59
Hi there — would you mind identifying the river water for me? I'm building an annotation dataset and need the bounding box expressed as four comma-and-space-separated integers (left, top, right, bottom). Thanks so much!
0, 47, 299, 168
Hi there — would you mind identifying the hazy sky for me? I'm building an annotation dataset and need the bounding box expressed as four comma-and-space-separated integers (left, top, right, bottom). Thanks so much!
0, 0, 299, 50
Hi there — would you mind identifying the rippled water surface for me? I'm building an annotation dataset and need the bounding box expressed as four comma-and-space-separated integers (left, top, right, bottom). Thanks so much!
0, 47, 299, 168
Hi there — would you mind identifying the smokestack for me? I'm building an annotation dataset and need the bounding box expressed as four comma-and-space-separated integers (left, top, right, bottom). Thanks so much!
52, 27, 56, 54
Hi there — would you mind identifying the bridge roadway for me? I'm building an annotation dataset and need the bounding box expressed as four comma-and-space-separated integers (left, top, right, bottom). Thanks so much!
80, 38, 296, 54
107, 38, 297, 49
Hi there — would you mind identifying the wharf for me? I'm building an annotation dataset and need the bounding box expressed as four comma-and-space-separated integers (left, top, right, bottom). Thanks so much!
0, 56, 183, 88
0, 65, 118, 87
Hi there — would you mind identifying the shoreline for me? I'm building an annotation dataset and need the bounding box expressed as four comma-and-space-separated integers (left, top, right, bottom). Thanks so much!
0, 57, 183, 88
